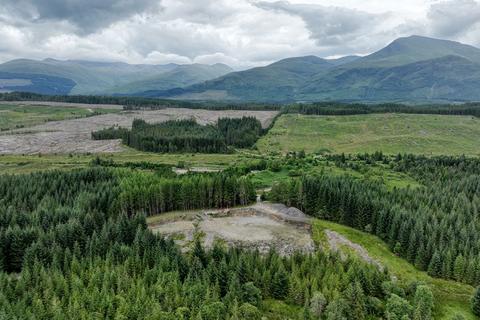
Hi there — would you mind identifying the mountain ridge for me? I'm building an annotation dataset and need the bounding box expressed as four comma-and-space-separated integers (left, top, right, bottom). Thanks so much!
2, 35, 480, 102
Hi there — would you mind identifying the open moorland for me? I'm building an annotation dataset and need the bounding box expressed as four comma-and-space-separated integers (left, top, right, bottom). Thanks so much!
0, 107, 278, 154
257, 113, 480, 156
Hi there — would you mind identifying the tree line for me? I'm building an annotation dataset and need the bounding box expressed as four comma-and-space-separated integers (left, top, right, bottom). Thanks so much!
269, 155, 480, 287
0, 92, 279, 111
115, 171, 256, 216
2, 92, 479, 116
284, 102, 480, 117
92, 117, 264, 153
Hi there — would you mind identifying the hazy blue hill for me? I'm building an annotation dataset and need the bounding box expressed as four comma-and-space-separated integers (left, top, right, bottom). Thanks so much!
109, 63, 233, 95
3, 35, 480, 102
167, 56, 334, 101
0, 71, 75, 95
0, 59, 178, 94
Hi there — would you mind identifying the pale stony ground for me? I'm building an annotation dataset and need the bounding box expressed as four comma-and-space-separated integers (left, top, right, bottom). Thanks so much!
0, 108, 278, 154
325, 229, 383, 270
149, 202, 314, 256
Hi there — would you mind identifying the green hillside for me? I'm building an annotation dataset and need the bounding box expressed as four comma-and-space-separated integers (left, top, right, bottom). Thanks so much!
174, 56, 333, 101
300, 55, 480, 102
167, 36, 480, 102
356, 35, 480, 67
257, 113, 480, 155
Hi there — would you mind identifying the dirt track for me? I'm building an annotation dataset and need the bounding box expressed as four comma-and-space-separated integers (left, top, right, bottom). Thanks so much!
0, 108, 278, 154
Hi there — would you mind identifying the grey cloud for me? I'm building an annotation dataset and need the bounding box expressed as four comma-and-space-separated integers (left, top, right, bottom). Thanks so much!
254, 1, 387, 46
428, 0, 480, 37
2, 0, 162, 34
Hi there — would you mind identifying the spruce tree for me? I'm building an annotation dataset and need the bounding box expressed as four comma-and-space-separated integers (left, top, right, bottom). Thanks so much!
472, 286, 480, 316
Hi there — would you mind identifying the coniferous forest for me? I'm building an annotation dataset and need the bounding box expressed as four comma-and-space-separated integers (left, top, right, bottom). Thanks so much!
269, 155, 480, 287
92, 117, 264, 153
0, 167, 412, 319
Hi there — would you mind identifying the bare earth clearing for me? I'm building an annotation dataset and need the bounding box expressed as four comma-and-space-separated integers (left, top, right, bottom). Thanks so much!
0, 108, 278, 154
148, 202, 314, 256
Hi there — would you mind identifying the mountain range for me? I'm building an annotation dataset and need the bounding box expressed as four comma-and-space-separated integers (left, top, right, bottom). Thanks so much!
1, 35, 480, 102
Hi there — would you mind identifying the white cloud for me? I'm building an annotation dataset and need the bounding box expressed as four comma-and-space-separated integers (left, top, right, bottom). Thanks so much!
427, 0, 480, 45
0, 0, 478, 67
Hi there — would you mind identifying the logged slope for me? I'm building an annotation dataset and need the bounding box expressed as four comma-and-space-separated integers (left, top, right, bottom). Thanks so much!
108, 63, 233, 95
166, 56, 333, 101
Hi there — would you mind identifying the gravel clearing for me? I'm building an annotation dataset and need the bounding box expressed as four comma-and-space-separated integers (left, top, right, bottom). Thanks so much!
149, 202, 314, 256
0, 108, 278, 154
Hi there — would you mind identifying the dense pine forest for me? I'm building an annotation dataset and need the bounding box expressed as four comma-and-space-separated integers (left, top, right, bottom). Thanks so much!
0, 167, 428, 319
269, 155, 480, 287
92, 117, 264, 153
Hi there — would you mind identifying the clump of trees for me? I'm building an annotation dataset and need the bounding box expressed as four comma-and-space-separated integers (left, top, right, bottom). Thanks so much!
269, 155, 480, 286
126, 118, 228, 153
115, 171, 256, 216
91, 125, 129, 140
473, 287, 480, 316
92, 117, 265, 153
217, 117, 263, 148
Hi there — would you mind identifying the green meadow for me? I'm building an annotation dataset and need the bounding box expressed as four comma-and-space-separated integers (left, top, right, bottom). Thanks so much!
257, 113, 480, 156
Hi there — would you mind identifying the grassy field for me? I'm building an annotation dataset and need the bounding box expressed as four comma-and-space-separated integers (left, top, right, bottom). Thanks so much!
250, 160, 421, 191
257, 113, 480, 156
312, 219, 476, 320
0, 104, 119, 131
0, 151, 242, 174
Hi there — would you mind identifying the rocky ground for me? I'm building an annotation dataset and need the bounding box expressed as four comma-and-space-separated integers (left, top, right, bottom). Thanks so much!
324, 229, 384, 270
148, 202, 314, 256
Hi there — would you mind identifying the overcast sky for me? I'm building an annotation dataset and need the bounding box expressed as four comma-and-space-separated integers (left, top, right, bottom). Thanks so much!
1, 0, 480, 68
